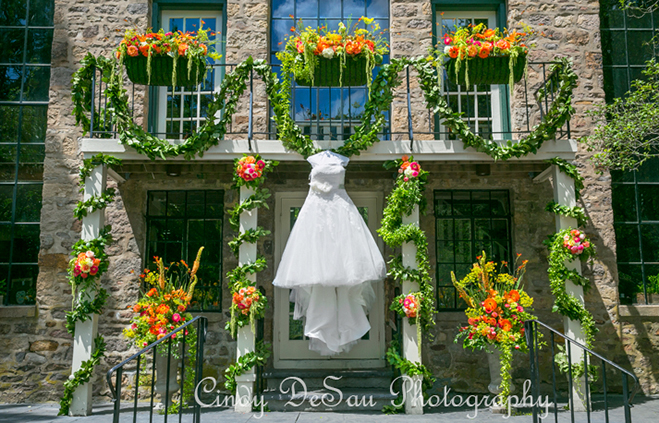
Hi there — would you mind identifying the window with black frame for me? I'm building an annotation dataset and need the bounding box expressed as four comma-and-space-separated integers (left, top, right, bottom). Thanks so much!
145, 190, 223, 312
270, 0, 390, 141
434, 190, 513, 310
0, 0, 53, 305
600, 0, 659, 304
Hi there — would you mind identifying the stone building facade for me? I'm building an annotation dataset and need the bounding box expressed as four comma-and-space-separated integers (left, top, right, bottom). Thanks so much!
0, 0, 658, 405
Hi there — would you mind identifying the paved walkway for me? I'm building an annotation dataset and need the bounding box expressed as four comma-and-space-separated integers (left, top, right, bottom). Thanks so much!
1, 397, 658, 423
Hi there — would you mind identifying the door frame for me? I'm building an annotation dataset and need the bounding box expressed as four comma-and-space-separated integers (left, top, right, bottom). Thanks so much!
272, 191, 386, 369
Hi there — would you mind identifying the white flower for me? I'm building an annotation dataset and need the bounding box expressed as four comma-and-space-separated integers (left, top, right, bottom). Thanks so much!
321, 47, 335, 59
86, 251, 95, 258
444, 46, 452, 55
579, 233, 586, 240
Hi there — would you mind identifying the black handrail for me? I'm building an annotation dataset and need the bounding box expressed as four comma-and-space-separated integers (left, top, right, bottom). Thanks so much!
107, 316, 207, 423
525, 319, 639, 423
86, 60, 571, 145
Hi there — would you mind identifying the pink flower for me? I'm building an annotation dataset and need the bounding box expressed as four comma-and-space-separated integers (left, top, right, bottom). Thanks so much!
398, 168, 403, 174
411, 171, 419, 177
403, 177, 409, 182
492, 312, 498, 318
131, 323, 137, 329
159, 327, 167, 334
517, 306, 524, 312
256, 160, 265, 169
74, 265, 81, 276
515, 345, 520, 350
172, 313, 181, 323
410, 162, 419, 171
143, 341, 148, 347
90, 266, 98, 275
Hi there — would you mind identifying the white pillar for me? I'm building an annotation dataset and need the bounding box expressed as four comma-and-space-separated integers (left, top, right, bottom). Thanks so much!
401, 206, 423, 415
70, 164, 107, 416
235, 186, 257, 413
551, 165, 589, 412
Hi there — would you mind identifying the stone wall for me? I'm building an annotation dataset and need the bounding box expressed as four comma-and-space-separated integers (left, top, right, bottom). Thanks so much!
1, 0, 658, 405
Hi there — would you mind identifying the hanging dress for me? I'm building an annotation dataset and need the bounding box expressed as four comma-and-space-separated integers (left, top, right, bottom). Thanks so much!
272, 150, 387, 355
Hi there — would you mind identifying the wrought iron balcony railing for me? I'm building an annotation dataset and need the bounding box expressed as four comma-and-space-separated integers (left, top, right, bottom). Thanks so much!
85, 61, 571, 149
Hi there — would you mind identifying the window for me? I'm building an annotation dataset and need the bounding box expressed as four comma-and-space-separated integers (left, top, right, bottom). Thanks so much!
434, 190, 513, 310
145, 190, 224, 311
600, 1, 659, 304
149, 2, 224, 139
270, 0, 390, 140
611, 159, 659, 305
0, 0, 54, 305
600, 0, 659, 102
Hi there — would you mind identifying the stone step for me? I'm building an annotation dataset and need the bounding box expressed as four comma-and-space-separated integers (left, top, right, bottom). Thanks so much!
262, 368, 394, 390
262, 388, 398, 412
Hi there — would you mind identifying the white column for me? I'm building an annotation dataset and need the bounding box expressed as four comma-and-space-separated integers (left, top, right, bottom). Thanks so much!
70, 164, 107, 416
235, 186, 257, 413
551, 165, 588, 412
401, 206, 423, 415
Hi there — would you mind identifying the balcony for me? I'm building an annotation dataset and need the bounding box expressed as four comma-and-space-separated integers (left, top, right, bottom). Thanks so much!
80, 61, 577, 162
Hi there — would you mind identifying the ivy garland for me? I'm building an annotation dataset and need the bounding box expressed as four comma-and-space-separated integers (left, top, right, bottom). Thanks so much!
545, 201, 588, 227
58, 335, 106, 415
73, 189, 116, 220
72, 54, 577, 163
59, 154, 120, 415
223, 154, 277, 391
546, 228, 597, 347
546, 157, 585, 198
224, 340, 272, 395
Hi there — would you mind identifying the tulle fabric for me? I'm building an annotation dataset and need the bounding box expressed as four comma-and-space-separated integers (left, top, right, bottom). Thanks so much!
273, 151, 386, 355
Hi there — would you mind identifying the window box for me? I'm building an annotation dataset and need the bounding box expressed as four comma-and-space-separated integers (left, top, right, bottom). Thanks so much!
124, 55, 207, 87
294, 56, 368, 87
445, 54, 527, 86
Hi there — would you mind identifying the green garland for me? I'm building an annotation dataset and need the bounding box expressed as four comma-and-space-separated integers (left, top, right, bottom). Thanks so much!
228, 189, 271, 232
59, 153, 120, 415
545, 201, 588, 227
547, 228, 597, 347
58, 335, 106, 415
78, 153, 123, 185
224, 340, 272, 395
378, 157, 436, 336
384, 341, 435, 413
73, 188, 116, 220
546, 157, 584, 198
71, 55, 577, 163
228, 227, 271, 257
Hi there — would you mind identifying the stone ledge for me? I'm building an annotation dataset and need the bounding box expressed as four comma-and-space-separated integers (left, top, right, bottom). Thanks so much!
619, 305, 659, 318
0, 305, 37, 318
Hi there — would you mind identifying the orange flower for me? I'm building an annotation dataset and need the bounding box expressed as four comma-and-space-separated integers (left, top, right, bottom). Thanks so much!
139, 44, 150, 56
495, 39, 510, 50
146, 288, 157, 297
164, 294, 172, 301
115, 50, 121, 59
177, 304, 186, 312
483, 298, 497, 313
499, 319, 513, 332
507, 290, 520, 303
483, 29, 495, 38
132, 304, 141, 313
401, 155, 409, 162
156, 304, 170, 315
467, 45, 478, 58
448, 46, 459, 59
201, 44, 207, 55
178, 43, 188, 56
478, 47, 490, 59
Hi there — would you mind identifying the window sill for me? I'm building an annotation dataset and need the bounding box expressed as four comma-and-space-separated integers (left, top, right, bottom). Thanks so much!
619, 305, 659, 318
0, 305, 37, 318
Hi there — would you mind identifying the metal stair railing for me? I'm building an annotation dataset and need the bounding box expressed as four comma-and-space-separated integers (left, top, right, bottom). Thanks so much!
525, 319, 639, 423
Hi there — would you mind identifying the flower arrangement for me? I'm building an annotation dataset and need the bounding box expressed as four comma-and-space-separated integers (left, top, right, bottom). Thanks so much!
123, 248, 204, 350
452, 252, 536, 400
436, 23, 531, 87
228, 283, 267, 338
279, 16, 389, 90
115, 27, 222, 86
72, 251, 101, 280
562, 229, 593, 256
398, 155, 422, 182
233, 154, 278, 188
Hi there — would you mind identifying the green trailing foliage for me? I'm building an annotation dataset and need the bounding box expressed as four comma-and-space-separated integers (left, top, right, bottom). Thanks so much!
65, 288, 109, 334
546, 228, 597, 347
228, 227, 271, 257
58, 335, 106, 416
73, 188, 116, 220
228, 189, 271, 232
224, 341, 271, 395
71, 55, 578, 163
78, 154, 123, 188
545, 201, 588, 227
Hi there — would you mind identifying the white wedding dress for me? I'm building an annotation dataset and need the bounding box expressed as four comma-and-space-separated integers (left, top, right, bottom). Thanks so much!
273, 151, 387, 356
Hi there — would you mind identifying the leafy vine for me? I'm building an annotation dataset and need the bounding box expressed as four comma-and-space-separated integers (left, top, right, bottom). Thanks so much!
546, 228, 597, 347
224, 340, 272, 395
545, 201, 588, 227
58, 335, 106, 415
73, 189, 116, 220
